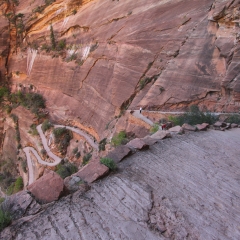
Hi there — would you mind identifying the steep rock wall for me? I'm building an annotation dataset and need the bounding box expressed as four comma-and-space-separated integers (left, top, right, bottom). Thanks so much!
2, 0, 240, 138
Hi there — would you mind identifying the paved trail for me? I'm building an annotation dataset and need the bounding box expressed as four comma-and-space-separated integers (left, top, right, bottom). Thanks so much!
132, 110, 154, 126
54, 125, 98, 150
23, 124, 98, 185
4, 129, 240, 239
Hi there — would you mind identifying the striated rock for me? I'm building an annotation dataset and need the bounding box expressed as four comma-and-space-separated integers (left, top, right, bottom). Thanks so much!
74, 157, 109, 183
127, 138, 149, 150
64, 176, 90, 193
106, 145, 131, 163
169, 126, 184, 134
231, 123, 238, 128
3, 191, 41, 220
182, 123, 197, 131
27, 171, 65, 204
151, 130, 171, 140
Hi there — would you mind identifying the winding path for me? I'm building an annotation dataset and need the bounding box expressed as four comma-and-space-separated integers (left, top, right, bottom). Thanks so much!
23, 124, 99, 185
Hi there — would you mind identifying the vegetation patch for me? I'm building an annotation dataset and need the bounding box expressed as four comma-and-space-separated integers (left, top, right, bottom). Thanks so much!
53, 127, 73, 154
150, 123, 159, 134
10, 91, 46, 118
55, 162, 78, 179
82, 153, 92, 165
168, 105, 219, 126
99, 138, 107, 152
111, 131, 128, 146
6, 177, 23, 195
0, 206, 11, 232
100, 157, 117, 171
41, 119, 53, 133
226, 114, 240, 124
29, 124, 38, 135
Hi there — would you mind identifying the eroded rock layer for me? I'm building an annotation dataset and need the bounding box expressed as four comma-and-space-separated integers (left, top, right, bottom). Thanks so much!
0, 0, 239, 138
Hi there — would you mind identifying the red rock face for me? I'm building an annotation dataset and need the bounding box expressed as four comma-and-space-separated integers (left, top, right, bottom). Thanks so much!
27, 171, 65, 203
1, 0, 240, 138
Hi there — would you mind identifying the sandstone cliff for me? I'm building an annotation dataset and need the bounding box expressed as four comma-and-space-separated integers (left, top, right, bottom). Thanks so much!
0, 0, 239, 141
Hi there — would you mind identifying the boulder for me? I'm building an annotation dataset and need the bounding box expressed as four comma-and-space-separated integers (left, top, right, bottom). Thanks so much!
126, 138, 149, 150
231, 123, 238, 128
3, 191, 41, 220
64, 176, 90, 193
225, 123, 231, 129
27, 171, 65, 204
150, 130, 171, 140
74, 157, 109, 183
196, 123, 209, 131
182, 123, 197, 131
168, 126, 184, 134
141, 136, 159, 145
214, 121, 226, 128
106, 145, 131, 163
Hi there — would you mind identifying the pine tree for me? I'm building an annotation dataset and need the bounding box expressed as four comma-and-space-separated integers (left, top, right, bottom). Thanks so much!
50, 25, 56, 50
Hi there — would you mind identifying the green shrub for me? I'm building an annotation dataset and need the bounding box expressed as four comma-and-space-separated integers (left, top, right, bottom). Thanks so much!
53, 127, 72, 153
75, 152, 81, 159
10, 91, 46, 116
0, 198, 4, 204
226, 114, 240, 124
29, 124, 38, 135
111, 131, 128, 146
6, 183, 15, 195
55, 162, 77, 179
168, 105, 218, 126
150, 123, 159, 134
10, 114, 18, 123
72, 147, 78, 154
100, 157, 117, 171
57, 40, 66, 51
99, 138, 107, 152
41, 119, 52, 132
0, 87, 9, 101
21, 160, 27, 173
82, 153, 92, 165
0, 207, 11, 231
14, 177, 23, 192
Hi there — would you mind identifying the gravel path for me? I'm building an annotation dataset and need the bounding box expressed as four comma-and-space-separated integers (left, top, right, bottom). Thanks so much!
5, 128, 240, 239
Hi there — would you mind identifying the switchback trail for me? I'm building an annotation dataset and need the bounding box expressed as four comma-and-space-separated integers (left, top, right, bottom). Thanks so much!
23, 124, 99, 185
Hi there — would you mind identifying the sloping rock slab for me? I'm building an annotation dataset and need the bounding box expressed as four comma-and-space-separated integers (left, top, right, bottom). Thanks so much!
169, 126, 184, 134
27, 171, 65, 204
106, 145, 131, 163
150, 130, 171, 140
64, 176, 90, 193
3, 191, 41, 220
196, 123, 209, 131
74, 158, 109, 183
182, 123, 197, 131
127, 138, 149, 150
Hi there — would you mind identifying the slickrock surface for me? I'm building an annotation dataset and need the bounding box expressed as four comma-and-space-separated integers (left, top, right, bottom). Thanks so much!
2, 128, 240, 239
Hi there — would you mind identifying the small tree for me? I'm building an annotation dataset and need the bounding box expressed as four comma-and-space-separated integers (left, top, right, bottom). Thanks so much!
50, 25, 56, 50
